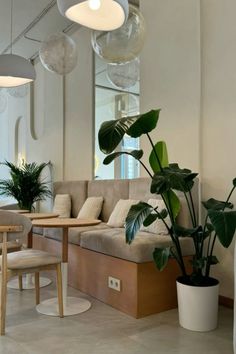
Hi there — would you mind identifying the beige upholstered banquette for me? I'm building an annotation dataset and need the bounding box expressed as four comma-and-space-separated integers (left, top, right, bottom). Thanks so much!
33, 178, 198, 318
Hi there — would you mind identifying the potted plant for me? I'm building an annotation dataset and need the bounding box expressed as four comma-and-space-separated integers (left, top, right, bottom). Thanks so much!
0, 161, 52, 212
98, 109, 236, 332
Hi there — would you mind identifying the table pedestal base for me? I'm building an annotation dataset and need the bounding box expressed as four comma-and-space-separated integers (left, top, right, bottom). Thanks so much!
36, 297, 91, 317
8, 275, 52, 290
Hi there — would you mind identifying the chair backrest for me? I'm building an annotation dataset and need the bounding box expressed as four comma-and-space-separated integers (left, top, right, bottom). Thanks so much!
0, 211, 32, 242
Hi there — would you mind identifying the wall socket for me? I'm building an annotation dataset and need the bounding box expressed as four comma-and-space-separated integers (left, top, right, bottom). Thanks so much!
108, 276, 121, 292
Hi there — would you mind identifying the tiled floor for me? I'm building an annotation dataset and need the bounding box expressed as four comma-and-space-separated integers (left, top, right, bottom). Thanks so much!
0, 274, 233, 354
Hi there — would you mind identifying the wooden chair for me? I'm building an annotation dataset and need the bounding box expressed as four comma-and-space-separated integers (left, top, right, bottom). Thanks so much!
0, 213, 64, 335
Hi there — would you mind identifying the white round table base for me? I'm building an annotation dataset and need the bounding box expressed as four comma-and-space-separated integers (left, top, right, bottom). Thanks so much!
8, 276, 52, 290
36, 297, 91, 317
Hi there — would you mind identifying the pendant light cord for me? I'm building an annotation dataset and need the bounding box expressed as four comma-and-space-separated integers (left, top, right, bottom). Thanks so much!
10, 0, 13, 54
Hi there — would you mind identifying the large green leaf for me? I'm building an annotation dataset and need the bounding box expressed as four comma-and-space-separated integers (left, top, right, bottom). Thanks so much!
162, 190, 181, 220
165, 164, 198, 192
125, 202, 153, 244
173, 224, 202, 237
103, 150, 143, 165
151, 164, 198, 194
143, 209, 168, 227
143, 213, 159, 227
153, 247, 170, 271
98, 117, 137, 154
150, 173, 169, 194
127, 110, 161, 138
202, 198, 233, 211
149, 141, 169, 173
206, 255, 219, 265
208, 209, 236, 248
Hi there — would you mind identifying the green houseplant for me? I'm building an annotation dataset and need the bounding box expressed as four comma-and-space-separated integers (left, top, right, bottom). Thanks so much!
98, 109, 236, 331
0, 161, 52, 212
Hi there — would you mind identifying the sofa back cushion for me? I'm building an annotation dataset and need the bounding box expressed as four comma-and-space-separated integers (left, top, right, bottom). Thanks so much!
88, 179, 129, 222
53, 194, 71, 218
54, 181, 87, 218
107, 199, 139, 228
77, 197, 104, 220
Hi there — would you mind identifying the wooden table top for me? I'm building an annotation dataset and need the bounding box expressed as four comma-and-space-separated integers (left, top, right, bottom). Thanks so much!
32, 218, 101, 228
21, 213, 59, 220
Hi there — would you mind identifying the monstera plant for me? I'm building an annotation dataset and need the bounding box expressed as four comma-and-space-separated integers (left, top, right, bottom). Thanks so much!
98, 109, 236, 286
0, 161, 52, 212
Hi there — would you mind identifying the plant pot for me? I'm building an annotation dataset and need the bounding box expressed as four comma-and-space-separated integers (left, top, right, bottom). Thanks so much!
176, 276, 219, 332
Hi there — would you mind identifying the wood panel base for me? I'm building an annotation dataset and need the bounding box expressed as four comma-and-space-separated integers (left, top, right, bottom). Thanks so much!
33, 234, 190, 318
219, 295, 234, 309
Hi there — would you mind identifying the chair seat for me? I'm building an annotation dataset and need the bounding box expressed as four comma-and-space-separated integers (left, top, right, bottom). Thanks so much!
0, 241, 22, 254
0, 249, 61, 270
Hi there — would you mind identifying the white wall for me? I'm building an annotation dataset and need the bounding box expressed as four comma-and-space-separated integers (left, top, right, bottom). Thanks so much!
140, 0, 201, 174
201, 0, 236, 298
64, 28, 94, 181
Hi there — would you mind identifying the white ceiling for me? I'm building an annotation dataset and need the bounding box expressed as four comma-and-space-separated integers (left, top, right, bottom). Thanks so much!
0, 0, 71, 58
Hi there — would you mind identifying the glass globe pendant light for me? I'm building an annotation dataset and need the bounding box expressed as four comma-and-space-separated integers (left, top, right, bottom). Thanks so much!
57, 0, 129, 31
0, 0, 36, 88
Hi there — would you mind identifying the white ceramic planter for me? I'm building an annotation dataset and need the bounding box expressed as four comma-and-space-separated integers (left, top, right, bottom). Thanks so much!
176, 277, 219, 332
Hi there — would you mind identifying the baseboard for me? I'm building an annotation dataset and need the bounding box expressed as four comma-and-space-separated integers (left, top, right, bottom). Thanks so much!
219, 295, 234, 309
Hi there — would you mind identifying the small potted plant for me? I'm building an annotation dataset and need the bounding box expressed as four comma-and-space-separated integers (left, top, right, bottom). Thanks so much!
0, 161, 52, 212
98, 109, 236, 332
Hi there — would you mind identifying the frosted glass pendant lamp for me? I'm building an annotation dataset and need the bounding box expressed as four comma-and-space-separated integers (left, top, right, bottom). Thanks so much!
0, 54, 36, 87
0, 0, 36, 88
57, 0, 129, 31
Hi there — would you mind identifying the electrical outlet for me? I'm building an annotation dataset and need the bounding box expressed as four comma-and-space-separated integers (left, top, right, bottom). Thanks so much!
108, 276, 121, 292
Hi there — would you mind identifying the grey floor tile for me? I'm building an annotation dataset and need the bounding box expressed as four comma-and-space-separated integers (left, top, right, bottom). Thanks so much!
0, 273, 233, 354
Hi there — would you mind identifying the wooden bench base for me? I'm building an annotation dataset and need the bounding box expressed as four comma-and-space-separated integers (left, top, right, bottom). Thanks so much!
33, 234, 191, 318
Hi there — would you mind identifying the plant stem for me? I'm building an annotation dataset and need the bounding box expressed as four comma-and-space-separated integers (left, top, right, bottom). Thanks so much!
139, 161, 153, 179
119, 152, 154, 179
166, 229, 186, 276
182, 190, 195, 227
170, 247, 185, 275
153, 208, 171, 233
205, 215, 212, 256
189, 190, 197, 226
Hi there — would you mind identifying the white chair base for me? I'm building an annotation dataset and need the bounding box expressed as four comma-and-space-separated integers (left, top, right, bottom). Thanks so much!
36, 297, 91, 317
7, 275, 52, 290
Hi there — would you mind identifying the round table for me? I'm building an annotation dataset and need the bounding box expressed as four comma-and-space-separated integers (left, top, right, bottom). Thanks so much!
5, 210, 29, 214
7, 213, 59, 290
32, 218, 101, 317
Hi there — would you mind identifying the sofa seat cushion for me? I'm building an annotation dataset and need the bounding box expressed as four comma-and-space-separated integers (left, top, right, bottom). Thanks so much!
80, 228, 194, 263
43, 223, 110, 246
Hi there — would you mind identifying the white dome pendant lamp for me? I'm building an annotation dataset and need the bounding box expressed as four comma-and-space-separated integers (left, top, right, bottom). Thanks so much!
57, 0, 129, 31
0, 0, 36, 88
